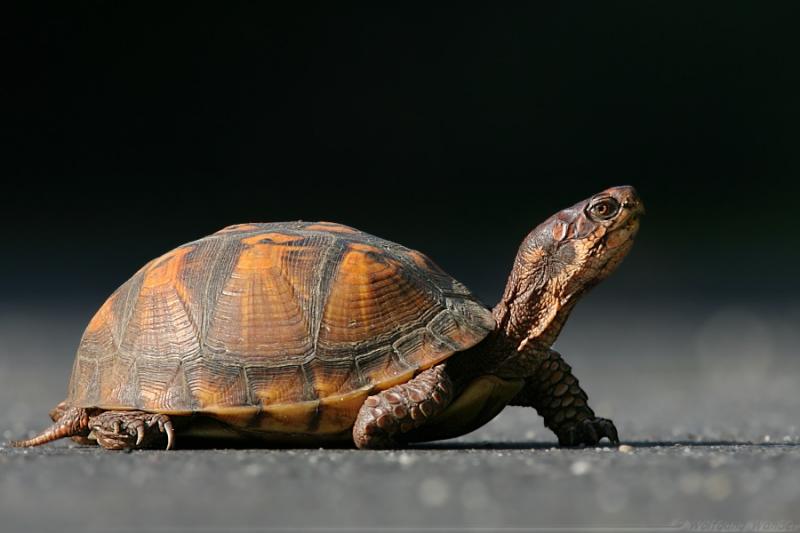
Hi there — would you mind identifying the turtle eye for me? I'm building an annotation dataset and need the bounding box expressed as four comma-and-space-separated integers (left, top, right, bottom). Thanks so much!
587, 197, 620, 221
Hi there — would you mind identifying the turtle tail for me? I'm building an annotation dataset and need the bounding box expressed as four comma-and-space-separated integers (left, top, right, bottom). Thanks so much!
10, 406, 91, 448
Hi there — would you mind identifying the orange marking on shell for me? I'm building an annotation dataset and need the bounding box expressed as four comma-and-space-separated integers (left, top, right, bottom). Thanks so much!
65, 220, 496, 425
246, 366, 309, 405
406, 250, 430, 270
85, 295, 115, 333
310, 360, 357, 400
315, 389, 370, 433
87, 245, 201, 411
406, 250, 448, 277
141, 247, 194, 289
187, 365, 251, 411
231, 388, 369, 435
320, 246, 408, 343
236, 240, 281, 267
241, 232, 304, 246
374, 368, 416, 391
197, 407, 254, 431
346, 242, 383, 254
254, 401, 321, 433
304, 222, 358, 233
208, 242, 311, 360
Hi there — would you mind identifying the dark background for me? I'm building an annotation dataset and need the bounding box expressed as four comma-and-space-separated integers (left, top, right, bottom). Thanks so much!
3, 3, 799, 311
3, 4, 800, 530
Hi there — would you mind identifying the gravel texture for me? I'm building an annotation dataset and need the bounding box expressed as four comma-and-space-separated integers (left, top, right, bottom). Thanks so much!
2, 304, 799, 532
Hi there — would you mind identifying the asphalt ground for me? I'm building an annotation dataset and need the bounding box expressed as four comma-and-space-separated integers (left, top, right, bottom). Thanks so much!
2, 303, 799, 532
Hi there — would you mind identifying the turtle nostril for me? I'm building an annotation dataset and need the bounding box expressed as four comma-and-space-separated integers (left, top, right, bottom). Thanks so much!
622, 201, 645, 216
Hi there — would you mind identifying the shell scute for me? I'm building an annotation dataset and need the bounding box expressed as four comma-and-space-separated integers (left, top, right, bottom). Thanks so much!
67, 221, 495, 434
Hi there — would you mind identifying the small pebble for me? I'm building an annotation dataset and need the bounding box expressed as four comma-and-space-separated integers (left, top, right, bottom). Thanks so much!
397, 453, 415, 467
243, 463, 263, 477
618, 444, 634, 454
709, 455, 727, 468
704, 473, 732, 501
419, 477, 449, 507
570, 460, 591, 476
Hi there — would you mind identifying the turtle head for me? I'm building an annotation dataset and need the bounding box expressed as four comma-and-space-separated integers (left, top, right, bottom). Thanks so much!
498, 185, 644, 348
528, 184, 644, 291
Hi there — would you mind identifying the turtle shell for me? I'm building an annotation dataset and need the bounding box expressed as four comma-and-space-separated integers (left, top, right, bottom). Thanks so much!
68, 222, 494, 435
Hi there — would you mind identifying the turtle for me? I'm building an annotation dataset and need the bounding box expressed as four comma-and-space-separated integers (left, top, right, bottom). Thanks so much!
11, 185, 643, 450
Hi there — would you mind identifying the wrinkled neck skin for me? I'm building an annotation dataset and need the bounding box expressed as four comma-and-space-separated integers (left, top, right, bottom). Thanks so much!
447, 186, 642, 381
465, 203, 637, 378
448, 247, 583, 381
492, 258, 580, 353
485, 234, 592, 372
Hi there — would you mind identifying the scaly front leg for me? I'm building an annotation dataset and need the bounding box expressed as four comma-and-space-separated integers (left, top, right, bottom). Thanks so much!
353, 365, 454, 449
503, 348, 619, 446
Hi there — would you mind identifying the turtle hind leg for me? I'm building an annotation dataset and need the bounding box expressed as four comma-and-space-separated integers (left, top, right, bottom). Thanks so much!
88, 411, 175, 450
48, 400, 95, 445
353, 364, 454, 449
10, 406, 93, 448
10, 408, 175, 450
48, 400, 69, 422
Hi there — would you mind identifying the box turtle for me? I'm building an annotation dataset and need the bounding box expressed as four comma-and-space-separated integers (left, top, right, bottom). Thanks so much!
12, 186, 643, 450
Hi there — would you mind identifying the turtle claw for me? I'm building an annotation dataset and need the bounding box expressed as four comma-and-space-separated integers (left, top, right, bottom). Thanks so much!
152, 415, 175, 450
133, 422, 145, 446
558, 417, 619, 447
165, 421, 174, 450
88, 411, 175, 450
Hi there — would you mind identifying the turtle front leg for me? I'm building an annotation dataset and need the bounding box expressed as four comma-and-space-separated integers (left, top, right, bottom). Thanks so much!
353, 365, 454, 449
509, 349, 619, 447
88, 411, 175, 450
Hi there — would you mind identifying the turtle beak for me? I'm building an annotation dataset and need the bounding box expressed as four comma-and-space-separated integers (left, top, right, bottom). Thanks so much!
626, 201, 646, 217
609, 185, 645, 218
